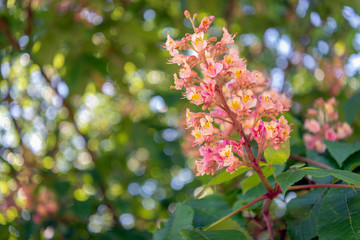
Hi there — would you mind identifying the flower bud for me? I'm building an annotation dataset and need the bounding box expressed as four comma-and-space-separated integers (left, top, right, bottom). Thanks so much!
184, 10, 191, 18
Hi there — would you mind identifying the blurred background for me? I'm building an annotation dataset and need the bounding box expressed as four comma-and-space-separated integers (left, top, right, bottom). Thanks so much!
0, 0, 359, 239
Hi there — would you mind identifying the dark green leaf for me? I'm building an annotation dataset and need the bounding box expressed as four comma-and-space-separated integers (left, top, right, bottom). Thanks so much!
189, 196, 232, 228
286, 189, 327, 240
306, 149, 339, 169
276, 170, 305, 193
302, 168, 360, 186
324, 141, 360, 166
153, 204, 194, 240
317, 188, 360, 240
345, 90, 360, 124
181, 230, 251, 240
343, 151, 360, 172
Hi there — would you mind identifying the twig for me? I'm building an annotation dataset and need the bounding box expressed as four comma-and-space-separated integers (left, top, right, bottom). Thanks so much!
288, 184, 360, 191
203, 194, 267, 231
289, 155, 333, 170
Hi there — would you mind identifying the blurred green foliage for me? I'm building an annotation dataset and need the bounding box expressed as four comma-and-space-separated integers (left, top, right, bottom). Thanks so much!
0, 0, 359, 239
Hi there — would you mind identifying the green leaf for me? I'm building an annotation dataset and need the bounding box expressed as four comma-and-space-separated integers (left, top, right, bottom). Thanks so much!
153, 204, 194, 240
181, 230, 251, 240
343, 151, 360, 172
306, 149, 339, 169
241, 166, 273, 194
264, 140, 290, 165
317, 188, 360, 240
208, 166, 250, 186
276, 170, 306, 193
189, 196, 232, 228
277, 168, 360, 193
323, 141, 360, 166
302, 168, 360, 186
286, 189, 327, 240
204, 219, 252, 239
345, 89, 360, 124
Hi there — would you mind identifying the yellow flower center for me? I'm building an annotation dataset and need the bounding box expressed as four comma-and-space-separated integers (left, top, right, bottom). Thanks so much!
242, 94, 250, 103
235, 69, 243, 79
192, 93, 200, 100
225, 56, 233, 64
231, 100, 239, 110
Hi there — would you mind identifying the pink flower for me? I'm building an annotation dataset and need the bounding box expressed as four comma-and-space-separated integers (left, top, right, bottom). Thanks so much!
198, 17, 214, 32
264, 120, 279, 141
201, 58, 223, 78
242, 117, 255, 135
315, 140, 326, 153
251, 120, 266, 143
337, 122, 352, 139
227, 97, 243, 113
173, 73, 186, 90
200, 79, 216, 102
200, 116, 215, 135
191, 32, 207, 52
238, 89, 257, 110
220, 27, 236, 45
258, 91, 275, 112
304, 133, 316, 150
325, 128, 337, 141
191, 127, 205, 145
186, 87, 204, 106
179, 62, 192, 79
304, 119, 321, 133
165, 35, 178, 54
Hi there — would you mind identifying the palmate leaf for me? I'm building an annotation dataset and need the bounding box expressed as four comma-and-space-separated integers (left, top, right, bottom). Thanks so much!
276, 169, 306, 193
286, 188, 360, 240
276, 167, 360, 193
324, 140, 360, 166
317, 188, 360, 240
181, 230, 250, 240
153, 204, 194, 240
286, 188, 327, 240
188, 196, 232, 228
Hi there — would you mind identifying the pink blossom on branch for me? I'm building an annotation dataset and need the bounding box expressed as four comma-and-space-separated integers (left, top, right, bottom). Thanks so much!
303, 97, 352, 153
165, 10, 292, 175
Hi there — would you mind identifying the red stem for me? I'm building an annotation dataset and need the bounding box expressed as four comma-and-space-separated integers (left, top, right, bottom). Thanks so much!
262, 199, 274, 240
289, 155, 333, 170
288, 184, 360, 191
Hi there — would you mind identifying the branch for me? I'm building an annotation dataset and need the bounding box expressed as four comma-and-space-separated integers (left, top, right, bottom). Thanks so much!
289, 155, 333, 170
262, 199, 274, 240
26, 0, 33, 36
203, 194, 267, 231
0, 17, 20, 50
288, 184, 360, 191
224, 0, 235, 28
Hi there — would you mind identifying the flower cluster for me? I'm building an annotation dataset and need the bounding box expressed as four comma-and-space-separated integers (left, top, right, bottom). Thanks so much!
165, 11, 292, 176
303, 97, 352, 153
